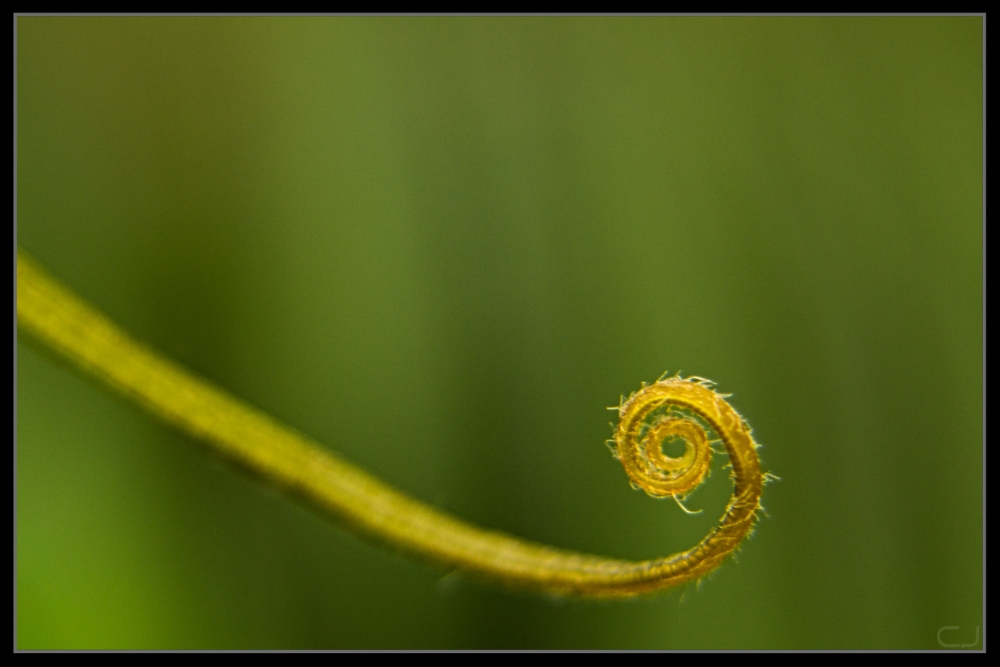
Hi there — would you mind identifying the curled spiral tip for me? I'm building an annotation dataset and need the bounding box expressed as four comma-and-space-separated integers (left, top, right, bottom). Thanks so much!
615, 378, 719, 499
607, 375, 766, 589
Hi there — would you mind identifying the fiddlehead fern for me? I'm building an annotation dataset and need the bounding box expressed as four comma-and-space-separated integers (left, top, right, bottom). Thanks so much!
16, 249, 768, 597
604, 377, 768, 591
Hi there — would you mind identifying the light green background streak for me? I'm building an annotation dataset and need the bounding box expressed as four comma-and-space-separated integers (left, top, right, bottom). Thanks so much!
16, 17, 982, 649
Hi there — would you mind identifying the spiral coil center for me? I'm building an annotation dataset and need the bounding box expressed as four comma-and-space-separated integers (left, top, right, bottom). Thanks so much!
613, 380, 719, 501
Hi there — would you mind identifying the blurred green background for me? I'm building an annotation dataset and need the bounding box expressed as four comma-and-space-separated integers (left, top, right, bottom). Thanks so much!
16, 16, 982, 649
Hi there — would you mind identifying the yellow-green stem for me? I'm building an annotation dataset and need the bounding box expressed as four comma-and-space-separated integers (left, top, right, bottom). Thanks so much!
16, 249, 765, 596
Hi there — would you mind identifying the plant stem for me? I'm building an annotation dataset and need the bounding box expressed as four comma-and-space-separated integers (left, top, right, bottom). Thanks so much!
16, 249, 765, 597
